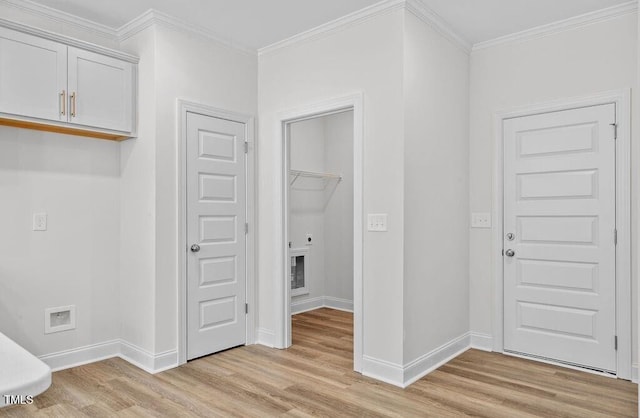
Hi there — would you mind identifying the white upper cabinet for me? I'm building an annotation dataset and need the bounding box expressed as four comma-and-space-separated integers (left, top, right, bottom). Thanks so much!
67, 47, 133, 132
0, 27, 67, 122
0, 22, 137, 140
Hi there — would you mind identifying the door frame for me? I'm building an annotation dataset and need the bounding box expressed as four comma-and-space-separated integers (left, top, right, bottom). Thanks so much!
276, 92, 364, 372
177, 100, 257, 365
491, 89, 632, 379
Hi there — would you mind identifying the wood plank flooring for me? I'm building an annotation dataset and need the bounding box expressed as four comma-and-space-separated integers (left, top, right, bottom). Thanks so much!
1, 308, 636, 417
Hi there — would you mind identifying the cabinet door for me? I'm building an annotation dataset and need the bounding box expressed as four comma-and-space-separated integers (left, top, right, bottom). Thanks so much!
67, 47, 133, 132
0, 27, 67, 122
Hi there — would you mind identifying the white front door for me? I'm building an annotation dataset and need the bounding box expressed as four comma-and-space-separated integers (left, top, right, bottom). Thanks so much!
187, 111, 247, 360
503, 104, 617, 373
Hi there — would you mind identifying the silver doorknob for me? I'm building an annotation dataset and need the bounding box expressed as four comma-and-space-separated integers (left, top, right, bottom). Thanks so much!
505, 249, 515, 257
190, 244, 201, 253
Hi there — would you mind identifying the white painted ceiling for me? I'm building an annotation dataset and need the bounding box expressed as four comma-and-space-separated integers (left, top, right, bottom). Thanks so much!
29, 0, 634, 49
424, 0, 632, 44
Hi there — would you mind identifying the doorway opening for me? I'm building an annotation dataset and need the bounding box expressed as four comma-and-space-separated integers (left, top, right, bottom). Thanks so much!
279, 94, 363, 372
287, 110, 354, 353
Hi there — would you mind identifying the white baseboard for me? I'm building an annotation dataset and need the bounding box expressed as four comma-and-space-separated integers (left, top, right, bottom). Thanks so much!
403, 332, 471, 387
291, 296, 354, 315
39, 340, 120, 372
323, 296, 354, 312
119, 340, 178, 374
291, 297, 324, 314
470, 332, 493, 352
39, 340, 178, 374
362, 355, 404, 387
257, 328, 276, 347
632, 363, 638, 383
363, 332, 472, 388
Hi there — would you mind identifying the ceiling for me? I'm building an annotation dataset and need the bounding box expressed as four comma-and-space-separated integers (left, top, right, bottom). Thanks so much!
28, 0, 634, 49
424, 0, 632, 45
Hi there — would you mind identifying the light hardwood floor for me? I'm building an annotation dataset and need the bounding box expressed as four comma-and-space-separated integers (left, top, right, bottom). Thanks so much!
2, 308, 637, 417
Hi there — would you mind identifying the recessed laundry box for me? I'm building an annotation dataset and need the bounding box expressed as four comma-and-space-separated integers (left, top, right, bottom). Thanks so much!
0, 332, 51, 408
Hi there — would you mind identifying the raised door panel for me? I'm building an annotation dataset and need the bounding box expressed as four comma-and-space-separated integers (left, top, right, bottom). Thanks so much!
67, 46, 133, 132
187, 112, 247, 360
0, 27, 67, 122
503, 104, 616, 373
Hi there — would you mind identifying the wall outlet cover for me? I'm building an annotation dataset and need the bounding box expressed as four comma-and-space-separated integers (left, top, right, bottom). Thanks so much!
471, 212, 491, 228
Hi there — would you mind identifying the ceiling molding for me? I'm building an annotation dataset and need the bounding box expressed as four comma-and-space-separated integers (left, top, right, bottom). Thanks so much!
0, 16, 138, 62
258, 0, 406, 56
472, 0, 638, 52
117, 9, 256, 56
258, 0, 472, 56
0, 0, 117, 41
405, 0, 472, 53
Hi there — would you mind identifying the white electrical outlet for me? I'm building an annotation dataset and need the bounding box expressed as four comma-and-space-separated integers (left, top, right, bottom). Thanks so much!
33, 213, 47, 231
367, 214, 388, 232
471, 212, 491, 228
305, 233, 313, 245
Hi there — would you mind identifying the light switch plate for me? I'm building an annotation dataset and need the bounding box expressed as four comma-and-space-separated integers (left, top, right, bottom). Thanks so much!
367, 214, 388, 232
33, 213, 47, 231
471, 212, 491, 228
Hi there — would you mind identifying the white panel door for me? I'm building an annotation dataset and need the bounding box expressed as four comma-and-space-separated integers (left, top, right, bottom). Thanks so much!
0, 27, 67, 122
187, 112, 246, 360
67, 46, 132, 132
503, 104, 616, 373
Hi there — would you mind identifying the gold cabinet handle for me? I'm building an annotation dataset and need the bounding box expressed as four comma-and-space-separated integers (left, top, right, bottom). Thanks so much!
70, 92, 76, 117
60, 90, 66, 116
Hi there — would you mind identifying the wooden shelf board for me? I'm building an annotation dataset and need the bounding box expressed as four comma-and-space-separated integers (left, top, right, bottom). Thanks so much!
0, 118, 130, 141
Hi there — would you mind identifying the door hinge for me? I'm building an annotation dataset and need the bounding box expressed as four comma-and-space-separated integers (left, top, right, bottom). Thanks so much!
244, 141, 249, 153
610, 123, 618, 140
614, 229, 618, 245
501, 249, 504, 256
615, 335, 618, 350
245, 303, 249, 314
245, 223, 249, 234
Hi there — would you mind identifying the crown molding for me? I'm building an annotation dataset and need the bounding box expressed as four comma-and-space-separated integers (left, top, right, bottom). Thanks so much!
0, 0, 256, 56
0, 0, 117, 41
258, 0, 471, 56
405, 0, 472, 53
258, 0, 406, 56
117, 9, 256, 56
0, 17, 138, 62
473, 0, 638, 52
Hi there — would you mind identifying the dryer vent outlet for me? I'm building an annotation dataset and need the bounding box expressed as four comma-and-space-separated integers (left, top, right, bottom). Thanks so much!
45, 305, 76, 334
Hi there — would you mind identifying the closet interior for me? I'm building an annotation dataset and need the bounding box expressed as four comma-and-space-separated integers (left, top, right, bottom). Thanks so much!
288, 110, 355, 317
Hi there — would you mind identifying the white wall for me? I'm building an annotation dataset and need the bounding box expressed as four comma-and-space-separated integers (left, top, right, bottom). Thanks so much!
469, 12, 638, 364
258, 8, 406, 366
119, 26, 158, 354
324, 111, 354, 303
0, 7, 121, 360
402, 11, 470, 364
0, 129, 121, 356
290, 117, 327, 303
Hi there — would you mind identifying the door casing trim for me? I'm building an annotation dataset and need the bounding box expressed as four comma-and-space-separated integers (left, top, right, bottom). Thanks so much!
491, 89, 632, 379
177, 100, 257, 364
276, 92, 364, 372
